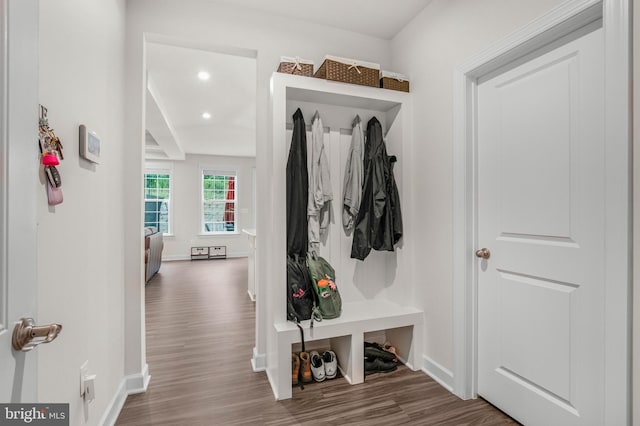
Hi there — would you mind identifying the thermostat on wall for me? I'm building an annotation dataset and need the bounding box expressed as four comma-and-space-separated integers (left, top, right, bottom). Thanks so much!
79, 125, 101, 164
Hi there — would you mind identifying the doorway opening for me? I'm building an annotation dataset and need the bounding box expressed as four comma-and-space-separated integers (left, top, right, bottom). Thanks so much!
141, 35, 258, 362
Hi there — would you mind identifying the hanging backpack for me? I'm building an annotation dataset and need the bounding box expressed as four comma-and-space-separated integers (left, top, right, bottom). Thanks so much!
287, 254, 321, 391
286, 254, 315, 323
307, 254, 342, 319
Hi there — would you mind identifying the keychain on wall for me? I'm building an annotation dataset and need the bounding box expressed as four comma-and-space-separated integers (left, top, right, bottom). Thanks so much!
38, 105, 64, 206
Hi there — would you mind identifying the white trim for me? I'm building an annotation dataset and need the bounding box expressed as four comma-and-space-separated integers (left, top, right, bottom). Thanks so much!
602, 0, 632, 422
163, 252, 249, 262
197, 231, 241, 237
460, 0, 602, 80
0, 0, 7, 332
228, 252, 249, 258
452, 2, 631, 424
125, 363, 151, 394
98, 379, 126, 426
452, 66, 476, 399
251, 166, 256, 229
422, 355, 454, 393
162, 254, 190, 262
251, 347, 266, 372
99, 364, 150, 426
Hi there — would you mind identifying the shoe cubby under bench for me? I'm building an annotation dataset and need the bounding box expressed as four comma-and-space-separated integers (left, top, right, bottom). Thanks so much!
273, 299, 423, 400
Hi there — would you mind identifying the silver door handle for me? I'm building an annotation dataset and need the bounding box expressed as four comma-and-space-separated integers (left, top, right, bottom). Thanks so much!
475, 248, 491, 259
12, 318, 62, 352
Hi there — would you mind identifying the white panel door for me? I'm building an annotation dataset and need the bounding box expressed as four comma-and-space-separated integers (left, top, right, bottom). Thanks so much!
0, 0, 39, 403
477, 28, 605, 425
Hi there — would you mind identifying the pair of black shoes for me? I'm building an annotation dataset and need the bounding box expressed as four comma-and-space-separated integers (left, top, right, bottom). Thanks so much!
364, 342, 398, 375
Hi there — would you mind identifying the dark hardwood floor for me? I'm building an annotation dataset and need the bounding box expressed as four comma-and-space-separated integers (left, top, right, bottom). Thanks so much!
116, 259, 518, 426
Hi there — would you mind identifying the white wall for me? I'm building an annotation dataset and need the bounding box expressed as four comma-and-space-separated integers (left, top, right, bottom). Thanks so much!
123, 0, 637, 418
633, 4, 639, 424
390, 0, 566, 377
38, 0, 126, 424
125, 0, 392, 376
152, 154, 256, 260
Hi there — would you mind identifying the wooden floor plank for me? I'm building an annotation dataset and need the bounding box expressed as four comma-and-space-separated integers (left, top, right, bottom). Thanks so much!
116, 259, 518, 425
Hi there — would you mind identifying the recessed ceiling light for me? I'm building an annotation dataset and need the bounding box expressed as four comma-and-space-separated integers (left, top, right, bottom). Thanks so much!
197, 71, 211, 81
202, 112, 211, 119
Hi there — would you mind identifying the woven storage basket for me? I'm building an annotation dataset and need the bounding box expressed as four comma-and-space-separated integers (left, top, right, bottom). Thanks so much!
277, 57, 314, 77
380, 71, 410, 92
314, 55, 380, 87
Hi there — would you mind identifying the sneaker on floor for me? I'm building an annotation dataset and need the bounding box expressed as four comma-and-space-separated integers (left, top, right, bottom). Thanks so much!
291, 353, 300, 385
322, 350, 338, 379
309, 351, 326, 382
298, 351, 313, 383
364, 357, 398, 375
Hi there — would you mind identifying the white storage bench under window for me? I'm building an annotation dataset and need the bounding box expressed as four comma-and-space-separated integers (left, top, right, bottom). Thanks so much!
272, 299, 423, 400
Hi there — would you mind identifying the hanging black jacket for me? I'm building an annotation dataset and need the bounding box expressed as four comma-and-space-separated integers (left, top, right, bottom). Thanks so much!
351, 117, 403, 261
286, 108, 309, 257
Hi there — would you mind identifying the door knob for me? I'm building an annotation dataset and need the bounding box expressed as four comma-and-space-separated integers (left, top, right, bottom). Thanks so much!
475, 248, 491, 259
12, 318, 62, 352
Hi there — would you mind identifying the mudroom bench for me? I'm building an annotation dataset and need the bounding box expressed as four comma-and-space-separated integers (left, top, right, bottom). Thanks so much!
272, 299, 424, 400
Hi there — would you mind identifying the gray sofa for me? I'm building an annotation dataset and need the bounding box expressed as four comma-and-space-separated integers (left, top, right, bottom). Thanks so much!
144, 227, 163, 283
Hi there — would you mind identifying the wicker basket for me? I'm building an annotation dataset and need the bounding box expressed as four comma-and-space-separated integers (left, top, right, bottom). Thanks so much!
380, 71, 410, 92
314, 55, 380, 87
277, 57, 314, 77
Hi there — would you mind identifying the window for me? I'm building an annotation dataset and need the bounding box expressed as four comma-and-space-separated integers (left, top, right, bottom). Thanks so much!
144, 170, 171, 234
202, 169, 236, 234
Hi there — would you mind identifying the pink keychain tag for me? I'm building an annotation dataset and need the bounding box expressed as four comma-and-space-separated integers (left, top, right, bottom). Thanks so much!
46, 180, 63, 205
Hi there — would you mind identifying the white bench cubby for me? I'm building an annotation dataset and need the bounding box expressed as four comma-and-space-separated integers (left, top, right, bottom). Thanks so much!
275, 300, 423, 400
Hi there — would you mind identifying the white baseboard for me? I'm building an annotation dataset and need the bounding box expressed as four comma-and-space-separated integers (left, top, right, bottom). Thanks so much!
99, 364, 150, 426
163, 253, 249, 262
162, 254, 190, 261
98, 379, 127, 426
251, 347, 266, 372
265, 366, 279, 400
229, 252, 249, 258
422, 355, 454, 393
125, 363, 151, 394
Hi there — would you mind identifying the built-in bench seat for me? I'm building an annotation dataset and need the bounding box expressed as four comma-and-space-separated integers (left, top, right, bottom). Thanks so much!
272, 299, 423, 400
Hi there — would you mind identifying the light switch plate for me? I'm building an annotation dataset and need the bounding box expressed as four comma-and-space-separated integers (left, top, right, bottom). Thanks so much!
80, 360, 89, 397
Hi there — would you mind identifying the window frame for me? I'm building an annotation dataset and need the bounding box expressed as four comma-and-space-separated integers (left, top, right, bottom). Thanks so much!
200, 167, 238, 235
144, 163, 174, 236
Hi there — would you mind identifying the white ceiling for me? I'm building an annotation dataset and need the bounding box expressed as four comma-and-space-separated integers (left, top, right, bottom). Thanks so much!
143, 0, 432, 160
145, 43, 256, 160
206, 0, 432, 40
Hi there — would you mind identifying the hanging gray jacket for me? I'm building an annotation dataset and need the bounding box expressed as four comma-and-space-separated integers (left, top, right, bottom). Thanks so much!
342, 115, 364, 232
